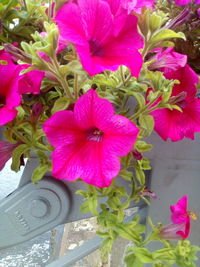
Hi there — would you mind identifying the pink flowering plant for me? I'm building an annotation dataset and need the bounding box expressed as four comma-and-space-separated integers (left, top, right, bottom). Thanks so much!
0, 0, 200, 265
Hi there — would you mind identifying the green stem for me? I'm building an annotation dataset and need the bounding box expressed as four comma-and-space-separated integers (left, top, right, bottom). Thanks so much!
74, 74, 79, 100
117, 72, 132, 89
129, 93, 162, 120
6, 126, 30, 144
35, 143, 52, 152
120, 66, 125, 86
23, 0, 27, 10
49, 54, 74, 100
48, 0, 52, 22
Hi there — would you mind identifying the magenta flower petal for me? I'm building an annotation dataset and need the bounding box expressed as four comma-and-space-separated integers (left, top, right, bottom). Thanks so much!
52, 141, 120, 187
160, 223, 188, 240
43, 111, 82, 147
176, 218, 190, 239
55, 0, 143, 76
164, 64, 198, 98
43, 89, 139, 187
149, 49, 199, 141
0, 107, 18, 126
102, 115, 140, 156
0, 50, 14, 64
18, 68, 44, 95
175, 0, 191, 5
0, 61, 21, 125
170, 195, 188, 224
149, 47, 187, 71
160, 195, 191, 240
74, 89, 114, 129
151, 98, 200, 141
0, 141, 18, 171
55, 2, 87, 45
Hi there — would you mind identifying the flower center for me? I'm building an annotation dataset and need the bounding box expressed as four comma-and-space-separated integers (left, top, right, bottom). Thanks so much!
169, 91, 187, 109
0, 94, 6, 108
88, 40, 104, 57
85, 127, 104, 142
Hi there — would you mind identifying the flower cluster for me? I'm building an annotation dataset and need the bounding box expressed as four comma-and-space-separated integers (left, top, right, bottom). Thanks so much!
160, 195, 192, 240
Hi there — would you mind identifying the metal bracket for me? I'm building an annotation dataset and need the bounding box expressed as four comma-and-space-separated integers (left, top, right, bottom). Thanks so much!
0, 156, 149, 249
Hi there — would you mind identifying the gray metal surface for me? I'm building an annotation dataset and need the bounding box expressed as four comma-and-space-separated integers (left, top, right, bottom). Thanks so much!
0, 177, 69, 249
46, 206, 148, 267
0, 155, 148, 250
146, 133, 200, 265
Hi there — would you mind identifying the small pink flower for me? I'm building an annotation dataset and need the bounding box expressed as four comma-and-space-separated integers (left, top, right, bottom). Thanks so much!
18, 66, 44, 95
30, 102, 44, 124
55, 0, 143, 76
0, 54, 22, 125
149, 47, 187, 71
160, 195, 190, 239
1, 47, 44, 96
160, 223, 189, 240
148, 49, 200, 141
43, 89, 139, 187
139, 187, 158, 199
160, 195, 191, 239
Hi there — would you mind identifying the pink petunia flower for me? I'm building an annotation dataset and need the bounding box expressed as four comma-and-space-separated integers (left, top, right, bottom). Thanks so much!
1, 47, 44, 96
149, 47, 187, 71
0, 53, 22, 125
149, 49, 200, 141
43, 89, 139, 187
54, 0, 143, 76
160, 195, 191, 239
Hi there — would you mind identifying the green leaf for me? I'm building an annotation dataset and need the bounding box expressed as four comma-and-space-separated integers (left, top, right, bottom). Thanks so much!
151, 29, 185, 43
66, 60, 86, 75
51, 97, 70, 114
135, 141, 153, 152
124, 252, 143, 267
93, 74, 118, 88
132, 247, 154, 263
19, 66, 35, 75
88, 196, 98, 216
139, 158, 151, 170
149, 14, 162, 32
134, 163, 146, 185
80, 201, 90, 213
139, 114, 154, 136
11, 144, 30, 172
119, 169, 133, 181
127, 91, 146, 109
31, 162, 52, 183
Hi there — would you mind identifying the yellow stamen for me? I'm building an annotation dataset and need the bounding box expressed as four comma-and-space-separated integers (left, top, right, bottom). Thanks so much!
188, 211, 197, 220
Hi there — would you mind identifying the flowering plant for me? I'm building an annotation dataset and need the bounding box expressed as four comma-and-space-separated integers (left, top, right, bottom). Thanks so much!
0, 0, 200, 265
